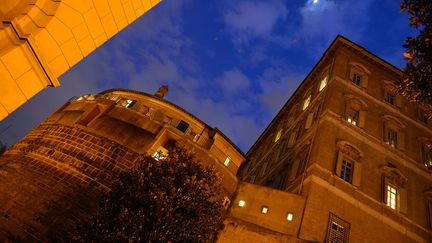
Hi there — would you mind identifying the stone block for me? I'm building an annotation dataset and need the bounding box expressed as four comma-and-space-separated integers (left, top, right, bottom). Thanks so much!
0, 45, 32, 80
45, 17, 73, 45
15, 69, 45, 99
83, 8, 105, 39
60, 38, 83, 67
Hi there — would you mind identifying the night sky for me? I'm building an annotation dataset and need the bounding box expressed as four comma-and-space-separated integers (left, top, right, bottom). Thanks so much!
0, 0, 417, 152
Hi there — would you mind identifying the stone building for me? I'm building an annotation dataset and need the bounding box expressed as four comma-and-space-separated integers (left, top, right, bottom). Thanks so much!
0, 0, 161, 121
0, 35, 431, 242
219, 35, 432, 242
0, 88, 245, 241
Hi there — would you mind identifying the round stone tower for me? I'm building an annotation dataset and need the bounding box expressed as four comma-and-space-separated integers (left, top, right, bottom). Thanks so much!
0, 89, 244, 241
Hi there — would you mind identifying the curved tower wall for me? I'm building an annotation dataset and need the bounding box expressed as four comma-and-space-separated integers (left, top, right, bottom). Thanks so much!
0, 89, 244, 240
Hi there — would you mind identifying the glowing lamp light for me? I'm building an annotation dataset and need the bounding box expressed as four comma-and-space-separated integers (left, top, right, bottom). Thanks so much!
313, 0, 318, 3
238, 200, 246, 207
287, 213, 294, 221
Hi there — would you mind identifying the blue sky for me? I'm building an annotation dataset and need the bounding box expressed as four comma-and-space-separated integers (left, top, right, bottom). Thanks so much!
0, 0, 417, 152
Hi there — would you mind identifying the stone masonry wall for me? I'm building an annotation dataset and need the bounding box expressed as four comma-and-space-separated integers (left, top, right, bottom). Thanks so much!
0, 121, 141, 241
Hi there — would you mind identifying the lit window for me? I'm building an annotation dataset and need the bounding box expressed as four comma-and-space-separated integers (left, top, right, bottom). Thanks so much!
238, 200, 246, 207
346, 108, 359, 126
176, 120, 190, 133
152, 146, 169, 161
303, 95, 311, 110
287, 213, 294, 221
222, 196, 230, 209
319, 75, 328, 91
261, 206, 269, 214
224, 156, 231, 167
386, 184, 398, 210
385, 128, 397, 148
385, 93, 396, 106
123, 99, 136, 108
352, 73, 362, 86
340, 160, 353, 183
422, 146, 432, 169
274, 129, 282, 143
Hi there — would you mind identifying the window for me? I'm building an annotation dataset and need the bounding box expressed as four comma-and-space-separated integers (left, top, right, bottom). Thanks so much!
344, 96, 367, 128
176, 120, 190, 133
381, 165, 408, 213
386, 184, 398, 210
383, 116, 405, 150
261, 206, 269, 214
224, 156, 231, 167
122, 99, 136, 108
346, 108, 359, 126
222, 196, 230, 209
335, 141, 363, 186
384, 128, 398, 148
422, 145, 432, 169
152, 146, 169, 161
274, 129, 282, 142
340, 160, 354, 183
385, 92, 396, 106
352, 72, 362, 86
326, 213, 350, 243
303, 95, 311, 110
319, 75, 328, 91
418, 109, 428, 125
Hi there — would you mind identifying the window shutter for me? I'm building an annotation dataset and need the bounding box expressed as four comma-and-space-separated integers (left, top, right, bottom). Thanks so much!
397, 132, 405, 150
396, 95, 402, 107
335, 152, 343, 177
399, 187, 408, 214
382, 177, 389, 204
358, 110, 366, 128
383, 124, 388, 143
352, 162, 362, 186
288, 159, 300, 181
361, 77, 368, 88
305, 113, 313, 129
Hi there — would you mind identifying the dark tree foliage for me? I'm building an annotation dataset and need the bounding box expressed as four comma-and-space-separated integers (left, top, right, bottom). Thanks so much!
72, 145, 225, 242
399, 0, 432, 116
0, 141, 6, 155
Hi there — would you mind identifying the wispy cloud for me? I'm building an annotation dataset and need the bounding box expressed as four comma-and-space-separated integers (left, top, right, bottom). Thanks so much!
223, 0, 288, 45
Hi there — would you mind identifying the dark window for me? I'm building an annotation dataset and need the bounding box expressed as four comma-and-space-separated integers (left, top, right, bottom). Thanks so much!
418, 109, 428, 125
176, 120, 189, 133
385, 128, 397, 148
340, 160, 353, 183
385, 93, 396, 106
326, 213, 350, 243
352, 73, 361, 86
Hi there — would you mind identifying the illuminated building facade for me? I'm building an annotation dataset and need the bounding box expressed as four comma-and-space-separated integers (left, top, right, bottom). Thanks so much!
0, 0, 161, 121
0, 88, 244, 241
0, 35, 431, 242
220, 36, 432, 242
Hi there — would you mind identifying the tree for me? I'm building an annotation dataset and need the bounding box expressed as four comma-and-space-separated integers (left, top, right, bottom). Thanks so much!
72, 144, 225, 242
0, 141, 6, 155
398, 0, 432, 116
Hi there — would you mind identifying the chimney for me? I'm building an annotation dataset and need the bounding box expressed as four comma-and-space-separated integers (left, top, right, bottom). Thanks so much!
155, 85, 169, 98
